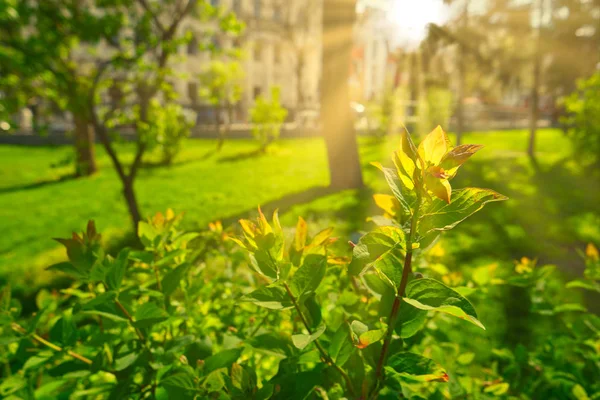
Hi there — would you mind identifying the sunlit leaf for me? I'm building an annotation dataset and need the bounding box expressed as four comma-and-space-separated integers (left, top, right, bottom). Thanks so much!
418, 188, 508, 237
240, 285, 293, 310
289, 254, 327, 300
385, 352, 449, 383
352, 226, 406, 287
404, 278, 485, 329
440, 144, 484, 177
418, 125, 451, 165
292, 324, 326, 350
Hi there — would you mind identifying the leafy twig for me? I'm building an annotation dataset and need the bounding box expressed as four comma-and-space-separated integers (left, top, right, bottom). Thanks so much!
11, 323, 92, 365
283, 282, 357, 398
370, 194, 423, 399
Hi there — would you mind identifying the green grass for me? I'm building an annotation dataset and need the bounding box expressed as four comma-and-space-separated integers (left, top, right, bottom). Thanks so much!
2, 128, 599, 291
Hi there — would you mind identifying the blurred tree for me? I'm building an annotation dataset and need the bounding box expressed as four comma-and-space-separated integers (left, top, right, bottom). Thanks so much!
249, 86, 288, 152
0, 0, 126, 176
442, 0, 471, 146
1, 0, 242, 232
562, 71, 600, 166
321, 0, 363, 190
90, 0, 242, 231
198, 60, 245, 150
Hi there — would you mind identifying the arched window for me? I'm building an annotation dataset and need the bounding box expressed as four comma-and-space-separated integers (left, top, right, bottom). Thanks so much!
187, 34, 198, 55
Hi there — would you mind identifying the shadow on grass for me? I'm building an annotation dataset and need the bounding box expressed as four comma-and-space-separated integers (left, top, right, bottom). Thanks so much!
217, 148, 265, 163
220, 185, 341, 226
0, 173, 77, 195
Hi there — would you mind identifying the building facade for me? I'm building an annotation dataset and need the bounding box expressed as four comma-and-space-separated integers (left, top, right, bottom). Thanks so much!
174, 0, 322, 124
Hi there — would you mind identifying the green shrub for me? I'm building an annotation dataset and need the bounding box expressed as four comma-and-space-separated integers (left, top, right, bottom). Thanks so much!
249, 87, 288, 152
198, 61, 245, 151
562, 71, 600, 165
142, 100, 193, 165
1, 126, 598, 399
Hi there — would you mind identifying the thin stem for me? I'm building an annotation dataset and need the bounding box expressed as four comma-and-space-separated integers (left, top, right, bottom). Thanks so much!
248, 311, 270, 337
11, 323, 92, 365
283, 282, 356, 398
114, 299, 146, 342
370, 194, 423, 399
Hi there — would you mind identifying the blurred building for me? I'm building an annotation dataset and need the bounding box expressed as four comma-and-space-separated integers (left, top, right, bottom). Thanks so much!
175, 0, 322, 125
350, 6, 393, 103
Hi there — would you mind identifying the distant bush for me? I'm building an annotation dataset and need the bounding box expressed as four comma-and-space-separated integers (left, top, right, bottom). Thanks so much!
142, 100, 193, 165
198, 61, 245, 151
249, 87, 288, 152
419, 87, 453, 136
562, 71, 600, 165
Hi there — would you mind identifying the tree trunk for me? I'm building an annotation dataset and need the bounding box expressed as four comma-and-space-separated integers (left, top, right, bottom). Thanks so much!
215, 105, 224, 151
455, 0, 470, 146
528, 0, 544, 157
321, 0, 363, 190
455, 48, 465, 146
123, 179, 142, 234
73, 115, 98, 177
296, 50, 305, 115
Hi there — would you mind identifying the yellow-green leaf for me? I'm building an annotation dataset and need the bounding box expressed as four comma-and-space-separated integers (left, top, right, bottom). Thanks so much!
418, 125, 450, 165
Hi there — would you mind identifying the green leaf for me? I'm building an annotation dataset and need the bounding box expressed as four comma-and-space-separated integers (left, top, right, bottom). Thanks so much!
572, 384, 590, 400
403, 278, 485, 330
203, 368, 226, 392
23, 353, 52, 371
162, 263, 191, 296
395, 300, 428, 338
303, 294, 323, 328
138, 221, 158, 248
352, 226, 406, 287
329, 325, 354, 367
49, 311, 78, 346
46, 261, 88, 280
204, 348, 242, 374
81, 291, 117, 311
114, 352, 139, 371
79, 310, 128, 322
133, 302, 168, 329
247, 332, 296, 358
240, 284, 293, 310
371, 162, 412, 215
457, 352, 475, 365
386, 352, 449, 382
160, 371, 196, 399
566, 279, 600, 293
350, 321, 385, 349
289, 254, 327, 300
249, 250, 278, 280
292, 324, 326, 350
106, 249, 129, 291
484, 382, 510, 395
418, 188, 508, 237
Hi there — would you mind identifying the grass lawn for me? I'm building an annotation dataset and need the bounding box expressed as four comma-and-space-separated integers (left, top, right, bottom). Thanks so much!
2, 128, 599, 291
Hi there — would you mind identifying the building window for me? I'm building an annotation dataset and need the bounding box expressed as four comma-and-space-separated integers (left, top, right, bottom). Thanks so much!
253, 42, 261, 61
188, 35, 198, 55
254, 0, 261, 17
211, 36, 221, 50
253, 86, 262, 99
274, 45, 281, 63
232, 0, 241, 14
188, 81, 198, 104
